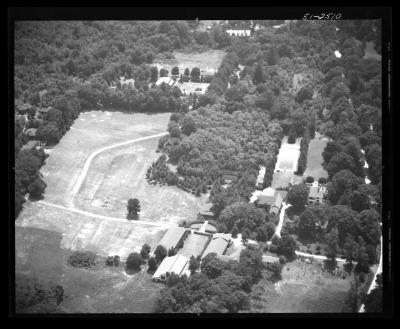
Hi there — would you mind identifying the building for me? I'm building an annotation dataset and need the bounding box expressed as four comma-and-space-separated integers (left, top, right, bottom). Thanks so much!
201, 233, 231, 259
158, 227, 189, 252
198, 203, 215, 221
155, 76, 176, 87
256, 166, 266, 190
255, 187, 285, 215
308, 186, 325, 205
152, 254, 189, 282
262, 255, 280, 264
226, 29, 251, 37
120, 77, 135, 88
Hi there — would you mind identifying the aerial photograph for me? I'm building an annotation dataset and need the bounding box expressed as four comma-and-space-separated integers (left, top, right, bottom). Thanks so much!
12, 12, 388, 315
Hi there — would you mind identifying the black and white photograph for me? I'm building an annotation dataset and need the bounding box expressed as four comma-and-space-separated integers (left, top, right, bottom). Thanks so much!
9, 7, 393, 316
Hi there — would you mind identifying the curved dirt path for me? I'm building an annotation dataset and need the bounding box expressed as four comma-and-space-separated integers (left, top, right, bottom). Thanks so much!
70, 132, 168, 206
38, 200, 171, 229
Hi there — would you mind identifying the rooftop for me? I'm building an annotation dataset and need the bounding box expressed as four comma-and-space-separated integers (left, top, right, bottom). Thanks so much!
152, 254, 189, 280
202, 234, 230, 259
158, 227, 188, 251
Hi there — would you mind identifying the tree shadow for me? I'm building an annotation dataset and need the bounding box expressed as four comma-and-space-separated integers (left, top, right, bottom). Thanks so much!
125, 267, 141, 276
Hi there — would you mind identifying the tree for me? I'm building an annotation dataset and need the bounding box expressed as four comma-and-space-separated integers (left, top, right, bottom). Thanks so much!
328, 169, 364, 204
37, 122, 62, 144
201, 253, 223, 279
287, 183, 309, 212
318, 177, 327, 185
168, 247, 177, 256
343, 233, 359, 271
231, 223, 239, 238
322, 141, 343, 166
154, 245, 167, 263
295, 86, 313, 104
189, 255, 200, 274
237, 246, 264, 286
252, 62, 265, 85
190, 67, 201, 82
184, 67, 190, 76
305, 176, 314, 184
324, 226, 339, 271
363, 274, 382, 312
159, 68, 169, 77
170, 126, 181, 138
266, 46, 279, 66
326, 152, 356, 178
140, 243, 151, 259
180, 115, 196, 137
27, 176, 47, 200
127, 198, 140, 220
171, 66, 179, 76
148, 257, 158, 272
150, 66, 159, 82
287, 126, 297, 144
276, 235, 297, 260
126, 252, 145, 271
344, 276, 362, 312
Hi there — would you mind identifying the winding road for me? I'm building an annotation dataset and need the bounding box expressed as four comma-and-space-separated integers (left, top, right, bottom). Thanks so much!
70, 132, 168, 207
38, 131, 171, 229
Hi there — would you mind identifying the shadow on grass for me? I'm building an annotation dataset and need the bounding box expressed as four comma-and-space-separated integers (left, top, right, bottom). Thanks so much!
125, 267, 141, 276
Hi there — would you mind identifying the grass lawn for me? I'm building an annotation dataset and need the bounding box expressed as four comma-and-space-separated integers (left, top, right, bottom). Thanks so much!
154, 49, 226, 74
249, 260, 353, 312
15, 226, 162, 313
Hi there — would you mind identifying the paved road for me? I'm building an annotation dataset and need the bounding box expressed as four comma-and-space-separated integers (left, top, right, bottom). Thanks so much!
39, 200, 172, 229
70, 132, 168, 206
275, 203, 291, 238
359, 233, 383, 312
294, 251, 348, 263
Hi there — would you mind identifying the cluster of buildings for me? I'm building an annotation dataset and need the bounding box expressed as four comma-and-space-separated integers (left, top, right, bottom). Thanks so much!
152, 225, 232, 282
306, 181, 326, 205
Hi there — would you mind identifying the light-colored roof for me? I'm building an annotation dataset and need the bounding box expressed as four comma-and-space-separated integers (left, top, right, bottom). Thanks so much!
309, 186, 324, 199
24, 128, 37, 136
202, 236, 230, 259
262, 255, 280, 263
158, 227, 187, 251
256, 166, 266, 184
152, 254, 189, 280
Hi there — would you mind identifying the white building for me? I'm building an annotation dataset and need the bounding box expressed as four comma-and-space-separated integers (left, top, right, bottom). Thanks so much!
226, 29, 251, 37
152, 254, 189, 282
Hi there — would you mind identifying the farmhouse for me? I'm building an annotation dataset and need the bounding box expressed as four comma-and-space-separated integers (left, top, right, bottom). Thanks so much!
202, 233, 231, 259
158, 227, 189, 251
226, 29, 251, 37
152, 254, 190, 282
255, 187, 285, 215
256, 166, 266, 190
308, 186, 325, 205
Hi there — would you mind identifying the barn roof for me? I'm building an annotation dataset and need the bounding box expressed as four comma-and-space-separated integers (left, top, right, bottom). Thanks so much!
152, 254, 189, 280
158, 227, 187, 251
202, 235, 230, 259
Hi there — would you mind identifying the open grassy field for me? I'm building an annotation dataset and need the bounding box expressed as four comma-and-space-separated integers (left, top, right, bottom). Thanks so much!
41, 111, 171, 207
15, 226, 162, 313
16, 201, 167, 260
302, 133, 328, 180
154, 49, 226, 74
249, 260, 353, 313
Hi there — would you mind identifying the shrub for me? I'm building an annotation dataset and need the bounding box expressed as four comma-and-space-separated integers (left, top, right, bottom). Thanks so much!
68, 251, 97, 268
279, 255, 287, 264
126, 252, 145, 271
318, 177, 327, 185
114, 255, 120, 266
106, 256, 114, 266
148, 257, 158, 272
306, 176, 314, 184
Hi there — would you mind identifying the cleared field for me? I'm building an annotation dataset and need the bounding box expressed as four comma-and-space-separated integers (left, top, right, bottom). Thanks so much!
16, 201, 166, 260
75, 138, 209, 224
250, 260, 352, 313
302, 134, 328, 180
178, 233, 209, 258
15, 226, 161, 313
40, 111, 171, 207
154, 49, 226, 74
